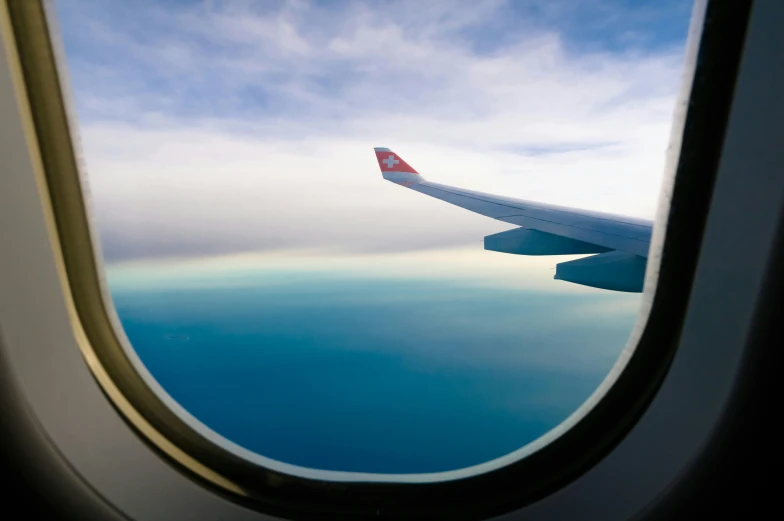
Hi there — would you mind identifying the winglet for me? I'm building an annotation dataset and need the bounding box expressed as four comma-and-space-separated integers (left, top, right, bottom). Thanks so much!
374, 147, 424, 185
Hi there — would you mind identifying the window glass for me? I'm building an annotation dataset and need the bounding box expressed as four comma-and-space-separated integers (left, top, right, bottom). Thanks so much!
54, 0, 693, 476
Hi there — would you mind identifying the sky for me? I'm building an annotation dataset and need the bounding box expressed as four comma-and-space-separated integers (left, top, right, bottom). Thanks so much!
52, 0, 693, 266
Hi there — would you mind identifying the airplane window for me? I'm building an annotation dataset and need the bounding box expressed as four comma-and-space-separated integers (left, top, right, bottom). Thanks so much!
50, 0, 693, 481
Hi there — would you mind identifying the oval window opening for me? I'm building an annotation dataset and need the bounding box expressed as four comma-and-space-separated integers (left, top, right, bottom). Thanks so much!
53, 0, 694, 481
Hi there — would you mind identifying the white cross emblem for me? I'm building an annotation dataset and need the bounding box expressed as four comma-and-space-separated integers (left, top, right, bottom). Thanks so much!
382, 155, 399, 169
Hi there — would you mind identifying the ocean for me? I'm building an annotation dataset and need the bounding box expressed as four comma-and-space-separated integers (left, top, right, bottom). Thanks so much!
107, 251, 641, 474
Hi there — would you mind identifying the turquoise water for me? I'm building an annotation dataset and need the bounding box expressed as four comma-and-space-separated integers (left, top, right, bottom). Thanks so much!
109, 263, 640, 474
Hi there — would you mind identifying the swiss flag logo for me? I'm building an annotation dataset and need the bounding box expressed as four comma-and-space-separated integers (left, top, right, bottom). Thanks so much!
375, 150, 418, 173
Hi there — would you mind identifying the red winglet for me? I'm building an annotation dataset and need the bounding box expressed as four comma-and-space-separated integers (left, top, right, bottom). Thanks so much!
374, 147, 418, 173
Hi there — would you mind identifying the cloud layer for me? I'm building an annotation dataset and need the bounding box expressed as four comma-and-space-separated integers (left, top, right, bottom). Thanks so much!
54, 0, 693, 263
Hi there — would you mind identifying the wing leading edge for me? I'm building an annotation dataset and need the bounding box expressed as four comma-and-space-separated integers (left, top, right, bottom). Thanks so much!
373, 147, 652, 293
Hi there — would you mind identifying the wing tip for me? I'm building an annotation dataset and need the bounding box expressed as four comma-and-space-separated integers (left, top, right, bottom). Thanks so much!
373, 146, 423, 183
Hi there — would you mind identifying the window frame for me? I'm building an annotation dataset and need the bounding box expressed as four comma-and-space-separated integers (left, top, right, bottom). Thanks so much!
1, 0, 775, 519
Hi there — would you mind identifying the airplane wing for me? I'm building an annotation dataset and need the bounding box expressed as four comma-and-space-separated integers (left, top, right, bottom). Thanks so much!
373, 147, 653, 292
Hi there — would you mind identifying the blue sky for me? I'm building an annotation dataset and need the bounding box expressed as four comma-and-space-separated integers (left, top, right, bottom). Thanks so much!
52, 0, 693, 264
56, 0, 690, 123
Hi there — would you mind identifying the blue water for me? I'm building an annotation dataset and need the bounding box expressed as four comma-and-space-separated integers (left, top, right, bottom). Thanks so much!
110, 269, 640, 474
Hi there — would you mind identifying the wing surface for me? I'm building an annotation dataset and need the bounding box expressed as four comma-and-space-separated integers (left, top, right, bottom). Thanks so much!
373, 147, 652, 257
373, 147, 653, 292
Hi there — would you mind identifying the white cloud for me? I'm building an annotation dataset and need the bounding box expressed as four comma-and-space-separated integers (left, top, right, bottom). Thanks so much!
57, 0, 689, 263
